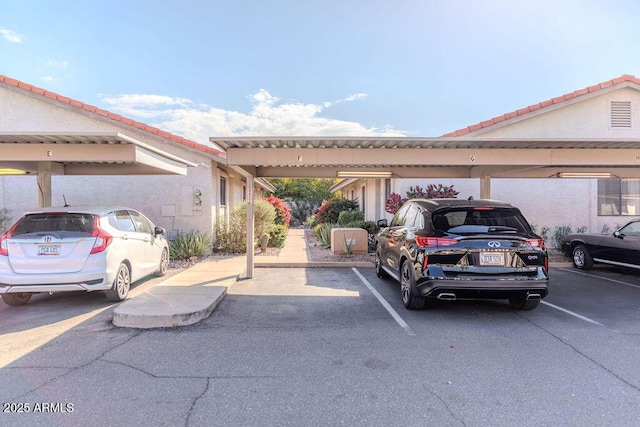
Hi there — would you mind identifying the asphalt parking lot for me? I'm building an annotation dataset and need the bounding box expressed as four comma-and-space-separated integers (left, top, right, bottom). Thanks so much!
2, 265, 640, 426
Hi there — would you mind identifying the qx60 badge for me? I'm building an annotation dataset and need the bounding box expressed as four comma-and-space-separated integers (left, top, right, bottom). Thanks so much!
488, 241, 501, 248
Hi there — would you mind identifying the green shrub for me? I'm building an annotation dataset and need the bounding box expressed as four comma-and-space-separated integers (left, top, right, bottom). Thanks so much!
552, 226, 572, 249
232, 199, 277, 240
169, 230, 213, 260
213, 215, 246, 253
304, 214, 318, 229
338, 209, 364, 225
267, 224, 287, 248
314, 222, 337, 248
315, 199, 359, 224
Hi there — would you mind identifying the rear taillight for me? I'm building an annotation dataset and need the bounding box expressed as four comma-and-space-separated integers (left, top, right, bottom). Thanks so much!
525, 238, 546, 250
90, 216, 113, 254
415, 236, 457, 247
0, 221, 19, 256
0, 232, 9, 256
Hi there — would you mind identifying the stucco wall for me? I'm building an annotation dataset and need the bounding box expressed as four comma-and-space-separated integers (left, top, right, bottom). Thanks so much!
479, 88, 640, 138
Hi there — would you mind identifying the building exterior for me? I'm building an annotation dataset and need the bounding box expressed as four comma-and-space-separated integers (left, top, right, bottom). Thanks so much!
332, 75, 640, 235
0, 75, 274, 235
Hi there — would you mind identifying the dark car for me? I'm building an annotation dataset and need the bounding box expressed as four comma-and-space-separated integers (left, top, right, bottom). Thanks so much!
561, 220, 640, 271
375, 198, 549, 310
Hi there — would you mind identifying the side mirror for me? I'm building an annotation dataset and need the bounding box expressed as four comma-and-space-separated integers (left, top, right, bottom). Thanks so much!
154, 226, 165, 236
377, 219, 388, 228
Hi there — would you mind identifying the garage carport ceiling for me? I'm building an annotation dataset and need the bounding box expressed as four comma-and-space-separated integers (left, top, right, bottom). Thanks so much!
0, 132, 197, 176
212, 136, 640, 179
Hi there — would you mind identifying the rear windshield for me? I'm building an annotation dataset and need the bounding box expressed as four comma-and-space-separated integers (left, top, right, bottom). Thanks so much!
12, 213, 95, 236
434, 207, 532, 234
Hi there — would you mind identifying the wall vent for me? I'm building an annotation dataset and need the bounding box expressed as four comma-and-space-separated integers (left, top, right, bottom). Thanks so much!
610, 101, 632, 128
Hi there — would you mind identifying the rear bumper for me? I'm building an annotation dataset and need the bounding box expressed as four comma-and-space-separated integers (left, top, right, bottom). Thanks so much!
416, 275, 549, 300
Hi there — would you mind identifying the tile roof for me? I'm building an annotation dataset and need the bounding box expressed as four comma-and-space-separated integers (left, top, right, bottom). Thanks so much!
0, 74, 226, 158
443, 74, 640, 137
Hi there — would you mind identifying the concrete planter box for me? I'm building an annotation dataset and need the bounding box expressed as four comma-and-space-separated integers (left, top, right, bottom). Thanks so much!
330, 228, 368, 255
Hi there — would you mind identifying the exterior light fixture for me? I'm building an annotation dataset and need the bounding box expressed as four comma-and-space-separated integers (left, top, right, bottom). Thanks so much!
337, 171, 393, 178
558, 172, 613, 178
0, 168, 26, 175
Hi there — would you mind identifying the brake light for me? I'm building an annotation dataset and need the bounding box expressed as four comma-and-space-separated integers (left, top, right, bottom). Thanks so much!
90, 216, 113, 254
0, 232, 9, 256
473, 207, 494, 211
0, 221, 19, 256
415, 236, 457, 247
525, 238, 546, 250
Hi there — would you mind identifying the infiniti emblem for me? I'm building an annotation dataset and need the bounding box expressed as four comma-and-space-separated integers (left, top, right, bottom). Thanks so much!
488, 241, 501, 248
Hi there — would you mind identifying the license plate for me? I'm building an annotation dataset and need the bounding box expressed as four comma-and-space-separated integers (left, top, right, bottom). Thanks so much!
480, 252, 504, 266
38, 244, 61, 255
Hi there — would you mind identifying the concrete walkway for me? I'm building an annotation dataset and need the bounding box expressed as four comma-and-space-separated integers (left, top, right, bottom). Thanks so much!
112, 228, 370, 329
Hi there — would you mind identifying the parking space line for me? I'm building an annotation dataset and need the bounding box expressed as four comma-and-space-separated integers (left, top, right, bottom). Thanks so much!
352, 268, 416, 336
559, 267, 640, 290
541, 301, 605, 326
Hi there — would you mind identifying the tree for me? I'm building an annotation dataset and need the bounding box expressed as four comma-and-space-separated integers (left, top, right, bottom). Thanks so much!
270, 178, 341, 204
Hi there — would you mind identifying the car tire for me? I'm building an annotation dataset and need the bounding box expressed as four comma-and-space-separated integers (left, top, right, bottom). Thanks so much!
572, 244, 594, 270
1, 292, 32, 306
155, 248, 169, 277
106, 263, 131, 302
400, 260, 426, 310
375, 247, 389, 279
509, 298, 540, 310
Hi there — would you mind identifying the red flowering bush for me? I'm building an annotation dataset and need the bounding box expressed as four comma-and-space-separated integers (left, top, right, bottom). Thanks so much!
385, 184, 459, 214
385, 193, 407, 215
263, 195, 291, 228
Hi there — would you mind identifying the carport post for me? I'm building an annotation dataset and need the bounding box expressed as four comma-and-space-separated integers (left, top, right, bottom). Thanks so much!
480, 176, 491, 199
246, 175, 255, 278
37, 171, 52, 207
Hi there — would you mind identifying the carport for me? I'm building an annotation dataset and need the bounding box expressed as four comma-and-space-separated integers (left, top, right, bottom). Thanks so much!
211, 136, 640, 277
0, 132, 196, 207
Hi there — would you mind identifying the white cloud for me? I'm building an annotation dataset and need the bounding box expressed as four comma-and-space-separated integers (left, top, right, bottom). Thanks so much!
0, 28, 24, 43
40, 76, 54, 82
99, 90, 405, 145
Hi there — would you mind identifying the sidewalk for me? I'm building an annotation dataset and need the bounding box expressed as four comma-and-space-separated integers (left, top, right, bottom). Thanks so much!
113, 228, 369, 329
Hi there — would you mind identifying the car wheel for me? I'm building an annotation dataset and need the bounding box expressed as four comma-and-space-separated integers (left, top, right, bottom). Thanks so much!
1, 292, 32, 306
509, 298, 540, 310
375, 247, 389, 279
155, 248, 169, 277
400, 260, 426, 310
106, 263, 131, 302
572, 245, 593, 270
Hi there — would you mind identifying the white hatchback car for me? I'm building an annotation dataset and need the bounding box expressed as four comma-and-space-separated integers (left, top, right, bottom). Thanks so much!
0, 206, 169, 306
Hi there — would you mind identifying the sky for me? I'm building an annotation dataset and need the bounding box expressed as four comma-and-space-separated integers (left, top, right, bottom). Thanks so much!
2, 0, 640, 147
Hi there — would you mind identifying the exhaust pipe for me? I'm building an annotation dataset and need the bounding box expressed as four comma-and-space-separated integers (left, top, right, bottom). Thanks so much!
437, 293, 457, 301
526, 293, 541, 300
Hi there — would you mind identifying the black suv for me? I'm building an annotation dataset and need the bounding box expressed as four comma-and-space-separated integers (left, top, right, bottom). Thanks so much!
375, 199, 548, 310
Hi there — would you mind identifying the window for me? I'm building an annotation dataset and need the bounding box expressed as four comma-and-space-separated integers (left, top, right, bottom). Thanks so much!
242, 184, 247, 201
129, 210, 152, 234
361, 186, 366, 217
390, 204, 411, 227
384, 179, 391, 199
598, 178, 640, 215
220, 177, 227, 206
